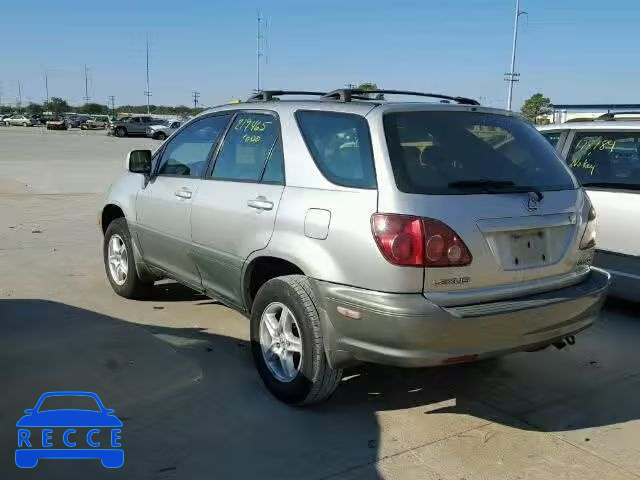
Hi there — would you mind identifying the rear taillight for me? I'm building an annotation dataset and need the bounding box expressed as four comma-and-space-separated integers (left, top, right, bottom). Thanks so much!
371, 214, 424, 266
371, 214, 472, 267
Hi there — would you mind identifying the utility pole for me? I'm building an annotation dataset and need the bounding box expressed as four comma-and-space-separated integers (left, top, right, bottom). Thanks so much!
505, 0, 527, 110
44, 71, 49, 103
144, 35, 151, 114
17, 81, 22, 108
108, 95, 116, 117
192, 91, 200, 110
83, 65, 91, 103
256, 11, 263, 92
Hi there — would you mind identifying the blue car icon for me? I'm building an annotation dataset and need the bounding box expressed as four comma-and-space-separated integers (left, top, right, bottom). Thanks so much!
16, 391, 123, 468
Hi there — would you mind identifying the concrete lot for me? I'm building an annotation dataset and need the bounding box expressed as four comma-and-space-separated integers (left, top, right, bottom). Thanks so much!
1, 126, 639, 480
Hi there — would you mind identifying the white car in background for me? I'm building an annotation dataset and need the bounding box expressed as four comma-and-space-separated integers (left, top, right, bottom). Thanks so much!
146, 120, 181, 140
539, 114, 640, 301
4, 114, 34, 127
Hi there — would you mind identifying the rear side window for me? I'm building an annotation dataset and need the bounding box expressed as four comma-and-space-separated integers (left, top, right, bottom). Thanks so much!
541, 131, 563, 148
383, 111, 574, 195
295, 111, 376, 189
566, 132, 640, 190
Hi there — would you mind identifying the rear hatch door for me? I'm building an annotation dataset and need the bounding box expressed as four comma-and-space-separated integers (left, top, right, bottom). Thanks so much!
379, 109, 587, 303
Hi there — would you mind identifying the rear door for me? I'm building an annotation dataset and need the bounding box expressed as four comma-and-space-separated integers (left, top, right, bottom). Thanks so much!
381, 110, 585, 301
190, 111, 285, 305
563, 129, 640, 258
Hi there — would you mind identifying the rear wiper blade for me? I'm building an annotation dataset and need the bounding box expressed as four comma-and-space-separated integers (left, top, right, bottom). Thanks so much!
448, 180, 515, 189
448, 180, 544, 200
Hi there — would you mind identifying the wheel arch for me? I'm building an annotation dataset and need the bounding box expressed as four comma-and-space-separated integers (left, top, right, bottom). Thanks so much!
101, 204, 125, 235
242, 255, 305, 311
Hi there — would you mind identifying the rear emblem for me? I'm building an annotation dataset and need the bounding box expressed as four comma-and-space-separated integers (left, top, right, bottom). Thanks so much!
527, 193, 539, 212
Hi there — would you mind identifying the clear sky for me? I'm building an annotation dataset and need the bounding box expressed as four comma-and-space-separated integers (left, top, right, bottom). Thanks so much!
2, 0, 639, 109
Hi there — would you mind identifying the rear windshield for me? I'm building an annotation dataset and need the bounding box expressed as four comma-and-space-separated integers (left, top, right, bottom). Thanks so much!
383, 111, 575, 195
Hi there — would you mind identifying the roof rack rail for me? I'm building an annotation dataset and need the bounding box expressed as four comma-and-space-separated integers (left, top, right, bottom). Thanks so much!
321, 89, 480, 105
596, 111, 640, 121
247, 90, 327, 102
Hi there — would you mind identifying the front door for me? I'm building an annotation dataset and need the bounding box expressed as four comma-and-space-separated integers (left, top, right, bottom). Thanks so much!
135, 114, 232, 288
191, 111, 285, 305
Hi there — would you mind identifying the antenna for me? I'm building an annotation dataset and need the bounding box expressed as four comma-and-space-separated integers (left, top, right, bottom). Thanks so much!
144, 35, 152, 114
192, 90, 200, 110
83, 65, 91, 103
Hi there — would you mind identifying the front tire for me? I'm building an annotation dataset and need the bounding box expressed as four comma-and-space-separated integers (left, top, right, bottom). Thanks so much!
250, 275, 342, 405
103, 218, 153, 299
154, 132, 167, 140
115, 127, 127, 137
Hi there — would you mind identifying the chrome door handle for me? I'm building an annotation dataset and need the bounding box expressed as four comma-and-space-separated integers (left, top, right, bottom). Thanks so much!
174, 189, 192, 199
247, 198, 273, 211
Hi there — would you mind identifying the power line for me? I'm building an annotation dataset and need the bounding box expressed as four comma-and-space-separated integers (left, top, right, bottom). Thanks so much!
192, 91, 200, 110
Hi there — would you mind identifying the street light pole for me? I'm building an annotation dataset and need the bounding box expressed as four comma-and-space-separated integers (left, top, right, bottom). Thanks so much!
506, 0, 527, 111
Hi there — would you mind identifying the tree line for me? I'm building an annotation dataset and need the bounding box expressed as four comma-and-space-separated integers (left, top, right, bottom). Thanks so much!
0, 97, 205, 117
1, 88, 555, 123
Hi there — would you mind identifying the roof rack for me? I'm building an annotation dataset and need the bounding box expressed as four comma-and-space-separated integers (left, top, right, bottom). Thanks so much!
596, 111, 640, 121
321, 89, 480, 105
247, 90, 327, 102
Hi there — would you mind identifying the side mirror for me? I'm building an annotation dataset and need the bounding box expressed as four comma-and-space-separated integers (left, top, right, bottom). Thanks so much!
127, 150, 152, 174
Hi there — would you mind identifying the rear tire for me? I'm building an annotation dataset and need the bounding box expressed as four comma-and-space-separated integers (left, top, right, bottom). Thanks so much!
250, 275, 342, 405
115, 127, 127, 137
103, 218, 153, 299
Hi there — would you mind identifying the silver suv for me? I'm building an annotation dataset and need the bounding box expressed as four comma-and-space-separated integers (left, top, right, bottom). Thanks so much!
100, 89, 610, 405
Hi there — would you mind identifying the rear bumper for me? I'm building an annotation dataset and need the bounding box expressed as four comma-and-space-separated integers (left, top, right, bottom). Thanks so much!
312, 267, 610, 368
594, 250, 640, 302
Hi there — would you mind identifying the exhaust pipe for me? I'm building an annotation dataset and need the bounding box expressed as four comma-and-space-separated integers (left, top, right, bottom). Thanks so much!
553, 335, 576, 350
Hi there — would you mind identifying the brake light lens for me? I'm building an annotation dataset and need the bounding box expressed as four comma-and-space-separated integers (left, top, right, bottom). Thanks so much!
371, 214, 472, 267
579, 205, 597, 250
422, 218, 472, 267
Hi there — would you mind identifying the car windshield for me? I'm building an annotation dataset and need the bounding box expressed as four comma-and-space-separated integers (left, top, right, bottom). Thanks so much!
38, 395, 101, 412
383, 111, 575, 194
